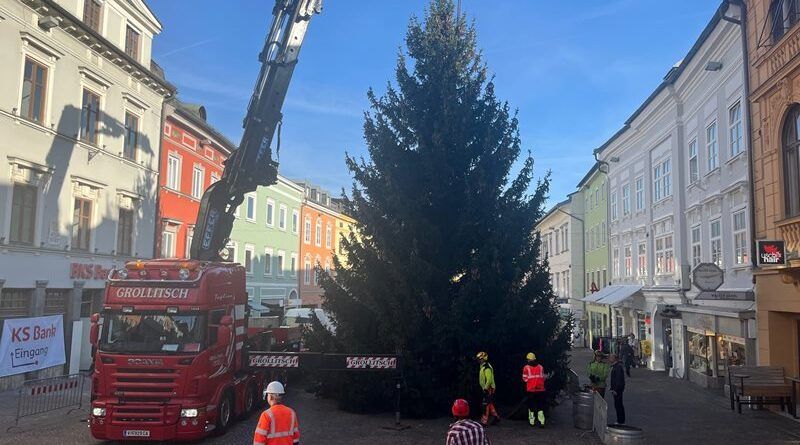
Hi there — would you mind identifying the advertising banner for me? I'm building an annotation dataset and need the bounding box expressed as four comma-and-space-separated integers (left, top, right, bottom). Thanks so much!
0, 315, 66, 377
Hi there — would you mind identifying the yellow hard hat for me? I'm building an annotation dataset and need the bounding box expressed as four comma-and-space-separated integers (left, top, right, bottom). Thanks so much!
526, 352, 536, 361
476, 351, 488, 361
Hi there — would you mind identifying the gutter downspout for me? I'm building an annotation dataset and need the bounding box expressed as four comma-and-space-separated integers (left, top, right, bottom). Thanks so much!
723, 0, 757, 270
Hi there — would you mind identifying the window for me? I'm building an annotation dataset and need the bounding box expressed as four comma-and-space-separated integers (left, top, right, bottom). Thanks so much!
601, 222, 606, 246
191, 166, 204, 199
263, 200, 274, 226
125, 25, 140, 61
117, 208, 134, 256
555, 230, 560, 253
325, 224, 332, 249
0, 289, 31, 318
245, 245, 255, 275
246, 194, 256, 221
772, 0, 799, 42
10, 183, 37, 245
161, 229, 175, 258
292, 210, 299, 234
83, 0, 102, 31
315, 219, 322, 247
186, 228, 193, 258
72, 198, 92, 251
612, 248, 620, 278
688, 139, 699, 183
167, 154, 180, 190
264, 248, 273, 276
733, 210, 748, 265
783, 105, 800, 217
123, 112, 139, 161
622, 184, 631, 216
655, 235, 674, 275
653, 159, 671, 201
304, 217, 311, 244
707, 121, 718, 171
313, 260, 318, 285
610, 191, 618, 220
223, 241, 236, 262
729, 102, 743, 157
291, 253, 298, 277
277, 251, 285, 276
21, 58, 47, 123
637, 242, 647, 277
304, 259, 311, 284
279, 205, 287, 230
710, 219, 722, 267
635, 176, 644, 211
691, 225, 701, 268
80, 89, 100, 145
624, 245, 632, 277
210, 173, 220, 185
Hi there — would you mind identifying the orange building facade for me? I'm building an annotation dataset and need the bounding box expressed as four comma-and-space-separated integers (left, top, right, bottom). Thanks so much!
746, 0, 800, 375
156, 101, 233, 258
298, 184, 339, 307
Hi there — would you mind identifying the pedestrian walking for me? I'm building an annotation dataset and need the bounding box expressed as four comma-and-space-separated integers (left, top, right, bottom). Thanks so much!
620, 340, 634, 377
476, 351, 499, 426
628, 333, 640, 367
521, 352, 547, 428
253, 381, 300, 445
609, 354, 626, 425
446, 399, 491, 445
588, 350, 610, 397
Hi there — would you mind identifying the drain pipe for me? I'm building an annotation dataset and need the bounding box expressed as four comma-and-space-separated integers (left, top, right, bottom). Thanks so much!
722, 0, 757, 269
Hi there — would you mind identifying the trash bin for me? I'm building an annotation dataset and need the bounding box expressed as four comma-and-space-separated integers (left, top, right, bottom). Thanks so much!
572, 390, 594, 430
606, 424, 644, 445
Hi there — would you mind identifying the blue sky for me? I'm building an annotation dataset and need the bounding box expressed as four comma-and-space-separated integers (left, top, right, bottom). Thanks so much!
148, 0, 720, 206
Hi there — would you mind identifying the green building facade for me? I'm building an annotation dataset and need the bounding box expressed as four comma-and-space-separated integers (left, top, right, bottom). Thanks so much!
228, 175, 304, 327
577, 163, 611, 346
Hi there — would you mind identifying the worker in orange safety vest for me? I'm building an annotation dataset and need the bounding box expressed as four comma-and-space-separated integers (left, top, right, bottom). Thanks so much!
521, 352, 546, 428
253, 381, 300, 445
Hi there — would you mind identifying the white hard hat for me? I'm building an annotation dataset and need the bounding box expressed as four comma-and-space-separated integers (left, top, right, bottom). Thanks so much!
265, 381, 285, 395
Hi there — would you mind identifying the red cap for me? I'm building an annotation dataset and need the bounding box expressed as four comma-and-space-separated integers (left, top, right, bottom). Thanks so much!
452, 399, 469, 417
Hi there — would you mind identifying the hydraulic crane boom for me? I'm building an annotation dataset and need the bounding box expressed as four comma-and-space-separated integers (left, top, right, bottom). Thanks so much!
190, 0, 322, 261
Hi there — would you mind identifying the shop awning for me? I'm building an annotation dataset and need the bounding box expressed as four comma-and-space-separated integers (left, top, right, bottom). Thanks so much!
676, 304, 755, 319
247, 299, 270, 312
582, 285, 620, 303
597, 285, 643, 306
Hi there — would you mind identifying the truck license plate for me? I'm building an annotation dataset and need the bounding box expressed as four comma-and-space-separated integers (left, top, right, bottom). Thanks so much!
124, 430, 150, 438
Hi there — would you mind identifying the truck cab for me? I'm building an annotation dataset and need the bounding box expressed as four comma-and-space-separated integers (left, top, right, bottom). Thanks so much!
88, 259, 263, 441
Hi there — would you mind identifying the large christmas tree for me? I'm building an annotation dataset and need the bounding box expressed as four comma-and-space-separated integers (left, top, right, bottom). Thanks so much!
306, 0, 571, 417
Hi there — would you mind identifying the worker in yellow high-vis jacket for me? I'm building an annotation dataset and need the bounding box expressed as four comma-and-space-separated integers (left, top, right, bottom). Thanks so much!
476, 351, 499, 426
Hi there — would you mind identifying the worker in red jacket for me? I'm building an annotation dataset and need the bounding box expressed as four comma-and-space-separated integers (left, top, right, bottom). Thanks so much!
521, 352, 546, 428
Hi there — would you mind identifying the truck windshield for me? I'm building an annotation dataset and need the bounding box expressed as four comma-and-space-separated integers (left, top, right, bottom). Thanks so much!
100, 312, 207, 353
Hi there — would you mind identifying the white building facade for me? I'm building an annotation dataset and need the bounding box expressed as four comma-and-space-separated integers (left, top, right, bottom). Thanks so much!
0, 0, 172, 388
537, 195, 585, 320
596, 5, 753, 385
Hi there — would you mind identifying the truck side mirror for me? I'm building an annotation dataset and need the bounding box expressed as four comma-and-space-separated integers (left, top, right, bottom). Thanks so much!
89, 313, 100, 346
216, 315, 233, 347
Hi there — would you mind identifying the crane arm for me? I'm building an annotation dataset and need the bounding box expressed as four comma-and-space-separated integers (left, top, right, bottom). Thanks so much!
190, 0, 322, 261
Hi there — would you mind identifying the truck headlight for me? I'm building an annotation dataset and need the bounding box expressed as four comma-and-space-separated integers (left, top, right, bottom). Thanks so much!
92, 407, 106, 417
180, 408, 199, 418
178, 268, 190, 280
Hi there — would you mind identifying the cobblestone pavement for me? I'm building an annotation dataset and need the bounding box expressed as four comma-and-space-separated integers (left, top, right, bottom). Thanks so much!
5, 349, 800, 444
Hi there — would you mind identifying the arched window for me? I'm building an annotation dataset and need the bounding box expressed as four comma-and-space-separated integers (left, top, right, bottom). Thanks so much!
782, 105, 800, 217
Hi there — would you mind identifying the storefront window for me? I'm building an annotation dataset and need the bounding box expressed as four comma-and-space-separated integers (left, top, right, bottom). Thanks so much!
615, 312, 623, 337
688, 331, 714, 376
717, 335, 746, 369
637, 313, 647, 340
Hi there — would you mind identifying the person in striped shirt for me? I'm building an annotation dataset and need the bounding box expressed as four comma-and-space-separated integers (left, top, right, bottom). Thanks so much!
446, 399, 491, 445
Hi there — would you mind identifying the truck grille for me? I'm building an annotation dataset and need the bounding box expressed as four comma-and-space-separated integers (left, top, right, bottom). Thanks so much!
111, 368, 179, 402
110, 405, 181, 426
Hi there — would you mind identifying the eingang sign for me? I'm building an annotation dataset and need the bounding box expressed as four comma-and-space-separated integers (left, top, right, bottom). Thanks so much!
0, 315, 66, 377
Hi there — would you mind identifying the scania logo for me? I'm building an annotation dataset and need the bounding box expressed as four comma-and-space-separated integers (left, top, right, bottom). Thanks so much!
127, 358, 164, 366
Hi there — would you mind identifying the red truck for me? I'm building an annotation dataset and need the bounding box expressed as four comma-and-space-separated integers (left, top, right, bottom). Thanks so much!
88, 259, 266, 441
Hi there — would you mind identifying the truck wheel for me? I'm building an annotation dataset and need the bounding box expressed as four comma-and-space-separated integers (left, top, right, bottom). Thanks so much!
215, 392, 233, 435
240, 383, 257, 419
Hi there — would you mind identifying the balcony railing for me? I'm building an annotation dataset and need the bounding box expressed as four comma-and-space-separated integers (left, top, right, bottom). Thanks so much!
777, 215, 800, 255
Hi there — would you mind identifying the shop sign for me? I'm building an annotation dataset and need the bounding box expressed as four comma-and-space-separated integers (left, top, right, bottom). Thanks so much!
757, 240, 786, 266
686, 326, 715, 336
720, 334, 745, 344
0, 315, 66, 377
70, 263, 111, 280
695, 291, 755, 301
692, 263, 724, 291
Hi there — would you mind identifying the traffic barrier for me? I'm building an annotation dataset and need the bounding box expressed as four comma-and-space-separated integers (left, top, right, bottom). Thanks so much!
593, 391, 608, 443
11, 373, 86, 430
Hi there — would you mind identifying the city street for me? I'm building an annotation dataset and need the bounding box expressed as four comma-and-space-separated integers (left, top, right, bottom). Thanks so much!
6, 349, 800, 444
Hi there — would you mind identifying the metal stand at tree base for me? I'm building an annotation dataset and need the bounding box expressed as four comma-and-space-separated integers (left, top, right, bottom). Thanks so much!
382, 375, 410, 431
